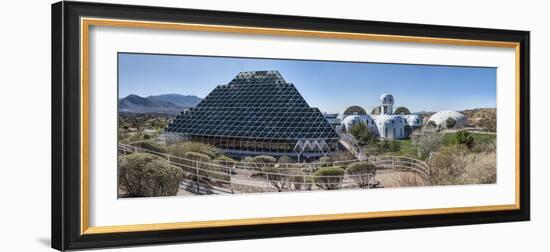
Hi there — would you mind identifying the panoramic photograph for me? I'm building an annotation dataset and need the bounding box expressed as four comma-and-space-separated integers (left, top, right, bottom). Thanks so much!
117, 53, 497, 198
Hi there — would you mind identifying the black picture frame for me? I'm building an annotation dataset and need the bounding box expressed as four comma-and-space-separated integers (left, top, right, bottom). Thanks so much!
52, 1, 530, 251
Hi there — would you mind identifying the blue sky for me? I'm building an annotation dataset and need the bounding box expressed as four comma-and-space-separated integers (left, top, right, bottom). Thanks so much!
119, 53, 496, 114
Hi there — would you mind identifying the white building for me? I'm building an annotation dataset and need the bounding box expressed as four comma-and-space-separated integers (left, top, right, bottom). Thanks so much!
340, 93, 422, 139
428, 110, 468, 128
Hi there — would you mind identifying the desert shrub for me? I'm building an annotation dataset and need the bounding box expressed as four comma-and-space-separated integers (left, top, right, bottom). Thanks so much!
319, 156, 332, 167
392, 172, 430, 187
411, 131, 443, 159
253, 155, 277, 164
388, 140, 401, 152
429, 146, 495, 185
213, 155, 236, 165
262, 167, 288, 192
130, 140, 167, 153
168, 141, 218, 159
278, 156, 292, 164
182, 152, 228, 183
471, 140, 496, 153
118, 153, 183, 197
314, 167, 345, 190
243, 155, 277, 171
371, 140, 400, 153
477, 117, 497, 132
184, 151, 210, 163
363, 143, 383, 156
212, 155, 236, 175
445, 117, 457, 129
346, 162, 376, 188
452, 130, 475, 149
289, 174, 305, 190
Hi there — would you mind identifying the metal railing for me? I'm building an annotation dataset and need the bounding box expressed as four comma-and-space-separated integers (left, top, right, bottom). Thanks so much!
118, 143, 430, 194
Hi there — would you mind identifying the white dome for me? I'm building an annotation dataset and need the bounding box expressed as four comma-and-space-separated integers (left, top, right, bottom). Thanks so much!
341, 114, 373, 132
380, 93, 394, 105
428, 110, 467, 128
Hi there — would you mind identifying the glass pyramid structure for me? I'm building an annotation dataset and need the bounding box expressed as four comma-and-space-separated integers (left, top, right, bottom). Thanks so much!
165, 71, 340, 158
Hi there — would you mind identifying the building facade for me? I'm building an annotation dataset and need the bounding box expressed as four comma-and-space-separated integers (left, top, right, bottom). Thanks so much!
340, 93, 422, 139
165, 71, 340, 159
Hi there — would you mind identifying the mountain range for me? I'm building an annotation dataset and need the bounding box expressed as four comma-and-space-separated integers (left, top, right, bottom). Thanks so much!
119, 94, 202, 114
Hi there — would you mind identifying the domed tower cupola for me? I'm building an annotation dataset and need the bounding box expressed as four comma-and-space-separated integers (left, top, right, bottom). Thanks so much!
379, 93, 394, 115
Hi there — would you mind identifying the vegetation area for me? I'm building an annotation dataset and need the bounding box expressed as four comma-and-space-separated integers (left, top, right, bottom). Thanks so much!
462, 108, 497, 132
118, 153, 183, 197
117, 111, 497, 197
347, 123, 496, 186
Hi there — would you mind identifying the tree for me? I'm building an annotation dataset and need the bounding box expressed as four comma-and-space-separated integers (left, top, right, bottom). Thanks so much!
411, 130, 443, 159
314, 167, 345, 190
118, 153, 183, 197
349, 121, 368, 139
346, 162, 377, 188
349, 121, 378, 146
452, 130, 475, 149
445, 117, 457, 129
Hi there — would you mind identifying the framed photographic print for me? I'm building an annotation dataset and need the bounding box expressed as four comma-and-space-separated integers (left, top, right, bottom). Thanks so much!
51, 1, 530, 250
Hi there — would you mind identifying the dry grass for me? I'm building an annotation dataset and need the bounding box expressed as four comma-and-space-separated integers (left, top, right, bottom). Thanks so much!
429, 146, 496, 185
392, 172, 431, 187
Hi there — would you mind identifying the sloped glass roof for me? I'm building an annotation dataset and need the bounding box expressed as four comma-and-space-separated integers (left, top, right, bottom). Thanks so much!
165, 71, 339, 142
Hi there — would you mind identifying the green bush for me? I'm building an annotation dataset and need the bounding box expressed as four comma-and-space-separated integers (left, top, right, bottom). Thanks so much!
346, 162, 376, 188
318, 156, 332, 167
411, 131, 443, 159
182, 151, 230, 183
118, 153, 183, 197
213, 155, 236, 165
350, 121, 368, 139
446, 117, 457, 129
184, 151, 210, 162
130, 140, 167, 153
243, 155, 277, 170
277, 156, 292, 164
314, 167, 345, 190
388, 140, 401, 152
253, 155, 277, 164
349, 121, 378, 146
452, 130, 475, 149
168, 141, 218, 159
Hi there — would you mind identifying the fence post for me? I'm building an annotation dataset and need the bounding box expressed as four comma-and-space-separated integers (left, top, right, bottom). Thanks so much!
229, 164, 234, 194
195, 161, 200, 194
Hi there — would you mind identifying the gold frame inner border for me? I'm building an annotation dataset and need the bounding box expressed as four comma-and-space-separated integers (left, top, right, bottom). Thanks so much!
79, 17, 521, 235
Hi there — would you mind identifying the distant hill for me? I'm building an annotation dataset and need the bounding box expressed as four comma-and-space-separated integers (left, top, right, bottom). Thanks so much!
119, 94, 202, 114
146, 94, 202, 107
461, 108, 496, 131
